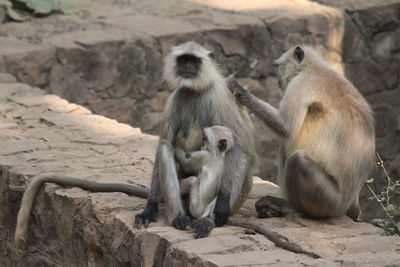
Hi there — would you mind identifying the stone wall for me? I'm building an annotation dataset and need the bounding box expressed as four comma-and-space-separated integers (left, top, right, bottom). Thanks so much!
0, 0, 399, 219
0, 0, 343, 181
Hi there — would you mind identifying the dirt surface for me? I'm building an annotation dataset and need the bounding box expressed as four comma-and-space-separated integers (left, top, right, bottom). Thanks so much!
1, 76, 400, 266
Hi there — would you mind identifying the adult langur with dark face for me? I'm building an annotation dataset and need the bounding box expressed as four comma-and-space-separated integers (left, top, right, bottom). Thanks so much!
229, 46, 375, 221
134, 41, 257, 238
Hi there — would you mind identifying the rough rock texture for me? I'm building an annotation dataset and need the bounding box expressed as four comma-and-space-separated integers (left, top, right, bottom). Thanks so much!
1, 79, 400, 266
0, 0, 399, 232
0, 0, 344, 182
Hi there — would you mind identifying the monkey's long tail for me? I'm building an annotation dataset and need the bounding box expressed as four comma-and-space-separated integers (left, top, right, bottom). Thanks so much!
227, 218, 321, 259
15, 173, 149, 248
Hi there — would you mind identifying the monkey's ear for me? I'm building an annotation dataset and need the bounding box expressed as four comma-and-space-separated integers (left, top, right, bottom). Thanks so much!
218, 139, 227, 152
208, 51, 215, 59
294, 47, 304, 63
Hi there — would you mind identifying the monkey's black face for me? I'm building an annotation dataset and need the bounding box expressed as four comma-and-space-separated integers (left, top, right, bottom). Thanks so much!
176, 54, 202, 79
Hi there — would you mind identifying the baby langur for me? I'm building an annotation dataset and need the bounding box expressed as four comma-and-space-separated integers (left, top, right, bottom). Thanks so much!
230, 46, 375, 221
176, 126, 234, 222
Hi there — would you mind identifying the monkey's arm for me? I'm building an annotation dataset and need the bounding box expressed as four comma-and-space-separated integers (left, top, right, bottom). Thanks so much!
229, 80, 289, 138
175, 148, 209, 173
135, 98, 181, 229
179, 176, 198, 195
214, 142, 247, 226
15, 173, 149, 248
134, 143, 162, 229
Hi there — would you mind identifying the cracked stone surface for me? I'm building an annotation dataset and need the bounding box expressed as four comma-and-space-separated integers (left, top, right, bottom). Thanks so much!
0, 2, 399, 225
0, 0, 344, 182
1, 79, 400, 266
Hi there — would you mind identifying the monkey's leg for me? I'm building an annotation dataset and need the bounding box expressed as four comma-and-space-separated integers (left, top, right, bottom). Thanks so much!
158, 143, 192, 229
134, 144, 162, 229
284, 150, 342, 218
214, 143, 250, 226
134, 143, 190, 230
255, 141, 294, 218
179, 176, 198, 195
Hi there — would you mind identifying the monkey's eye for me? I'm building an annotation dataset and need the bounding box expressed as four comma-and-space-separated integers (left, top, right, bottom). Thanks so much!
208, 51, 215, 59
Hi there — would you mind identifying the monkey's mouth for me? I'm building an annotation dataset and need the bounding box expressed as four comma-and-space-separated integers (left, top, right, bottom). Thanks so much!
178, 71, 197, 79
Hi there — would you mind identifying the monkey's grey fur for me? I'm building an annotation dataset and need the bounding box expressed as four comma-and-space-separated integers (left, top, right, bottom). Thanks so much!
230, 46, 375, 220
134, 41, 257, 237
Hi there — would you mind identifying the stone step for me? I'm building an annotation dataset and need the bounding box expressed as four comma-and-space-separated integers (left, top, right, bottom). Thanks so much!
0, 0, 344, 181
1, 79, 399, 266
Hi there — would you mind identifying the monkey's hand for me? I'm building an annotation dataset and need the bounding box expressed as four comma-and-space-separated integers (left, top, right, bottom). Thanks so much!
134, 201, 158, 229
192, 217, 215, 238
175, 148, 187, 163
214, 192, 230, 227
172, 215, 192, 230
227, 80, 248, 98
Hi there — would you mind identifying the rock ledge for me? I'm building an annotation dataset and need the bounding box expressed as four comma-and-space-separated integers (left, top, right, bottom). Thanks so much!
1, 79, 399, 266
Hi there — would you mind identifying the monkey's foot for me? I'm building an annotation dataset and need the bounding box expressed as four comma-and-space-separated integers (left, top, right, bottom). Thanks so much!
134, 201, 158, 229
192, 218, 214, 238
214, 195, 230, 227
172, 215, 192, 230
255, 196, 290, 218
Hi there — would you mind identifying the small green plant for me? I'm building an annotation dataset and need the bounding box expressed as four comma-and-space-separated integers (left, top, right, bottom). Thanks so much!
0, 0, 69, 24
0, 0, 23, 23
16, 0, 69, 15
366, 153, 400, 236
3, 113, 22, 119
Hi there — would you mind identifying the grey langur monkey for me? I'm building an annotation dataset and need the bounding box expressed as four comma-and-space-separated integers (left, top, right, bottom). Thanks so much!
134, 41, 257, 238
229, 46, 375, 221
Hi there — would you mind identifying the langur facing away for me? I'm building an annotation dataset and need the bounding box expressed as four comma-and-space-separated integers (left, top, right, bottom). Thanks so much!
230, 46, 375, 221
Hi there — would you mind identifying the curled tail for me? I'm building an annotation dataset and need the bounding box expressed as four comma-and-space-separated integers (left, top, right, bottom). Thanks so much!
15, 173, 149, 248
